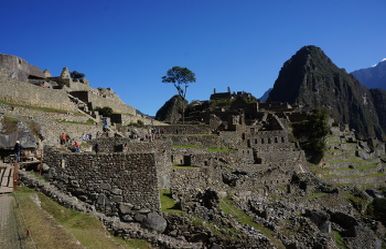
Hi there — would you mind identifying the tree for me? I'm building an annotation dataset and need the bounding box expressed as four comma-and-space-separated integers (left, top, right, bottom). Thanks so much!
95, 106, 113, 117
162, 66, 196, 123
70, 70, 85, 79
293, 109, 329, 163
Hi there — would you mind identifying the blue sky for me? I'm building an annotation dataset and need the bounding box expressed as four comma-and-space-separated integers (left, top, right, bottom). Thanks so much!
1, 0, 386, 115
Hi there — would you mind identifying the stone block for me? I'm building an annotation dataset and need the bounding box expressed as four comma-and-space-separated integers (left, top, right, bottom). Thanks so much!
118, 202, 134, 215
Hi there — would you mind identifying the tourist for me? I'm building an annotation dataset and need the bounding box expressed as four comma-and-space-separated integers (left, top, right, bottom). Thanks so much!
102, 117, 109, 132
94, 143, 99, 154
65, 133, 70, 145
60, 132, 66, 145
14, 140, 22, 162
73, 141, 81, 153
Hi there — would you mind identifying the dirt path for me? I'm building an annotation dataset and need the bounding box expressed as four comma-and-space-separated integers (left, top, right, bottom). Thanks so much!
0, 194, 27, 249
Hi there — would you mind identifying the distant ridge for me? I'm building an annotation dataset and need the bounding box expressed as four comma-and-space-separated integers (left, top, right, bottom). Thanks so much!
352, 59, 386, 90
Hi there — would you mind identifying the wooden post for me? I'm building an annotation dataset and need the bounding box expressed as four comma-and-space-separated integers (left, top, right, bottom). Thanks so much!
13, 162, 19, 191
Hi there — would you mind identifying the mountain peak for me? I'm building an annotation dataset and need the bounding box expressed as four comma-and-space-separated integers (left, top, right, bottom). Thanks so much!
268, 45, 384, 139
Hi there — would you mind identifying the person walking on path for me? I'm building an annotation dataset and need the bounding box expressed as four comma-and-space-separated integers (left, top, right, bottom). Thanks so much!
14, 140, 22, 162
93, 143, 99, 154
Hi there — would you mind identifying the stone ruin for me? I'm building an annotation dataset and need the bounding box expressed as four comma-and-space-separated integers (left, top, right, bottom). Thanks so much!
39, 87, 309, 222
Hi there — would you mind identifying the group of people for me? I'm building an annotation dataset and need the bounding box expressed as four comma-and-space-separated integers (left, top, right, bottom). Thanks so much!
59, 131, 101, 154
59, 132, 81, 152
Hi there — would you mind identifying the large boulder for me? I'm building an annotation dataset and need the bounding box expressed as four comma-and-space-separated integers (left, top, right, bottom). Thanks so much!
141, 212, 167, 233
155, 95, 187, 124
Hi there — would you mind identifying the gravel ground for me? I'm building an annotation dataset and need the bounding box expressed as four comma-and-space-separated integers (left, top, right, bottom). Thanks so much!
0, 193, 33, 249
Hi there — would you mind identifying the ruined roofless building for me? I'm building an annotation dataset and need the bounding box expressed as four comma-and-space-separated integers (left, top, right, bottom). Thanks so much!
0, 53, 45, 81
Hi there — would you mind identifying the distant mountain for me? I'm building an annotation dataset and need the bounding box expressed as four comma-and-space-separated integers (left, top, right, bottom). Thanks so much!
268, 45, 385, 139
259, 88, 272, 102
352, 59, 386, 90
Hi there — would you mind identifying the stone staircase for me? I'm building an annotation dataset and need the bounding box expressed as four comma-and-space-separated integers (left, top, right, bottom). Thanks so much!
67, 94, 97, 120
67, 94, 124, 137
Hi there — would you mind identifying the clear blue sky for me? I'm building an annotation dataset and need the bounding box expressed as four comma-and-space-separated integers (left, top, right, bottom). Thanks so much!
1, 0, 385, 115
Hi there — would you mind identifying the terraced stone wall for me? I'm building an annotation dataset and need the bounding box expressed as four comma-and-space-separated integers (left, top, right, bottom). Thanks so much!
0, 78, 77, 112
44, 147, 160, 214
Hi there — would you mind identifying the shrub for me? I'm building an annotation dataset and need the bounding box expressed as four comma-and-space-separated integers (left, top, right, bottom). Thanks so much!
293, 109, 329, 163
95, 107, 113, 117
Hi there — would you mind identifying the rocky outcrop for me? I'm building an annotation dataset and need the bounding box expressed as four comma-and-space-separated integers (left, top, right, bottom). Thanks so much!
370, 89, 386, 135
155, 95, 187, 124
259, 88, 272, 102
352, 59, 386, 90
267, 45, 384, 139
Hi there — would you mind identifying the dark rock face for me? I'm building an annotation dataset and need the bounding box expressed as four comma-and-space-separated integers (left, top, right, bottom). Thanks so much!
370, 89, 386, 135
267, 45, 384, 139
352, 60, 386, 90
259, 88, 272, 102
155, 95, 187, 124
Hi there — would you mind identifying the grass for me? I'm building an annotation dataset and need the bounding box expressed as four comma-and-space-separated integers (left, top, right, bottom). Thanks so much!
1, 115, 19, 133
219, 197, 285, 249
334, 162, 379, 171
160, 189, 183, 215
190, 215, 242, 241
343, 192, 369, 212
306, 192, 328, 201
173, 165, 199, 170
57, 118, 96, 125
160, 190, 244, 240
13, 187, 152, 249
324, 172, 385, 180
333, 230, 348, 249
172, 144, 200, 149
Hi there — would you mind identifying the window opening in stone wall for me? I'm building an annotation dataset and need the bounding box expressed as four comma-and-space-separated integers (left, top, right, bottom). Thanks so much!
183, 155, 192, 166
274, 137, 278, 143
268, 138, 271, 144
261, 138, 264, 144
255, 139, 257, 144
281, 137, 285, 143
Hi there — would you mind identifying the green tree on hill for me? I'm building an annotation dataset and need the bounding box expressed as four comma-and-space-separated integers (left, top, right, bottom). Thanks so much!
162, 66, 196, 123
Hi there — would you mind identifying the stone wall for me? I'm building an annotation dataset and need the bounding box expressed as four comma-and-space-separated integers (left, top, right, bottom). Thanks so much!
0, 78, 78, 113
88, 91, 136, 115
154, 124, 211, 135
44, 147, 160, 214
0, 54, 44, 81
163, 134, 222, 148
0, 103, 99, 145
90, 138, 171, 189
